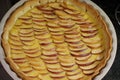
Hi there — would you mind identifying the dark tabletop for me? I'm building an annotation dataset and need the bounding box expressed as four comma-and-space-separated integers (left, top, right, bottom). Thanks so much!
0, 0, 120, 80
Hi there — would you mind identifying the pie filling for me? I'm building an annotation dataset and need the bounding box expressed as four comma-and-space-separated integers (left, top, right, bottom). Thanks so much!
2, 0, 112, 80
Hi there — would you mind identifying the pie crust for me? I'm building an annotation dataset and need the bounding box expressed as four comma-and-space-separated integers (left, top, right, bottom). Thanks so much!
1, 0, 112, 80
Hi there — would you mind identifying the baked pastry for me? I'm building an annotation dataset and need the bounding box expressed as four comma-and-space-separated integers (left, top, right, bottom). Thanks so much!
1, 0, 112, 80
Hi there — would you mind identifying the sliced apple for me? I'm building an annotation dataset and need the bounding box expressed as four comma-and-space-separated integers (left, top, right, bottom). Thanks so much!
76, 54, 91, 61
82, 34, 102, 44
83, 69, 95, 75
20, 36, 35, 42
41, 55, 57, 61
81, 31, 98, 38
58, 20, 75, 28
22, 40, 39, 49
13, 59, 27, 63
26, 51, 41, 58
54, 10, 71, 19
37, 6, 53, 12
44, 14, 57, 19
44, 59, 59, 64
62, 64, 78, 72
49, 2, 63, 10
24, 49, 40, 54
26, 70, 39, 78
34, 21, 47, 26
17, 61, 29, 67
19, 16, 31, 21
68, 72, 84, 80
96, 53, 104, 61
80, 61, 99, 70
66, 68, 81, 75
76, 55, 97, 66
42, 50, 57, 57
41, 43, 56, 51
48, 68, 64, 74
91, 46, 104, 54
39, 74, 53, 80
50, 71, 66, 79
11, 53, 26, 59
21, 66, 33, 73
46, 63, 61, 69
9, 39, 22, 47
19, 28, 33, 35
59, 55, 75, 63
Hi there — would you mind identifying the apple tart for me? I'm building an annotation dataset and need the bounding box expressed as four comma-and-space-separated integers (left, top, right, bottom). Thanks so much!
2, 0, 112, 80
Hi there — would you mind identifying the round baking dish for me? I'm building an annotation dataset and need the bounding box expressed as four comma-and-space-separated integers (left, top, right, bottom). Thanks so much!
0, 0, 117, 80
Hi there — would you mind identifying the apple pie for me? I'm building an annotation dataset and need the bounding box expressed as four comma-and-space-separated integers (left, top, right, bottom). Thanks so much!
1, 0, 112, 80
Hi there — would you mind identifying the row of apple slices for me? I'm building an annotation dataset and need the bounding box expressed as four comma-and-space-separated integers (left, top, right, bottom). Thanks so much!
33, 25, 67, 79
59, 55, 84, 79
9, 27, 42, 79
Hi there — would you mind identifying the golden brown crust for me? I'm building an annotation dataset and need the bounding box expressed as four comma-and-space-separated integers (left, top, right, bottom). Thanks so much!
1, 0, 112, 80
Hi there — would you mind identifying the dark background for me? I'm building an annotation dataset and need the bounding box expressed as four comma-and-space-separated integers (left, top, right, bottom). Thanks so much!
0, 0, 120, 80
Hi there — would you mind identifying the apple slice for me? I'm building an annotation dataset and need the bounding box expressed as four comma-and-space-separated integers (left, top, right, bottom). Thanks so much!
76, 55, 97, 66
24, 48, 40, 54
83, 69, 95, 75
64, 9, 80, 16
11, 53, 26, 59
19, 28, 33, 35
20, 36, 35, 42
48, 67, 63, 74
32, 18, 46, 22
26, 70, 39, 78
54, 10, 71, 19
21, 67, 33, 73
91, 46, 104, 54
50, 71, 66, 79
96, 53, 104, 61
44, 60, 59, 64
49, 2, 63, 10
34, 21, 47, 26
81, 31, 98, 38
9, 39, 22, 47
30, 7, 42, 15
41, 43, 56, 51
11, 49, 23, 54
59, 55, 75, 63
58, 20, 75, 28
76, 54, 92, 61
87, 41, 102, 48
19, 16, 31, 21
18, 62, 30, 68
13, 58, 27, 63
48, 27, 61, 32
80, 61, 99, 70
62, 64, 78, 72
46, 63, 61, 69
26, 51, 41, 58
82, 34, 102, 44
68, 72, 84, 80
41, 55, 57, 61
23, 42, 39, 50
37, 6, 53, 12
60, 63, 75, 68
21, 40, 35, 46
66, 68, 81, 76
39, 74, 53, 80
44, 14, 57, 19
60, 3, 78, 11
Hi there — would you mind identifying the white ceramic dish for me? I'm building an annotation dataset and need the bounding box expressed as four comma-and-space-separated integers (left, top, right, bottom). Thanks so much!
0, 0, 117, 80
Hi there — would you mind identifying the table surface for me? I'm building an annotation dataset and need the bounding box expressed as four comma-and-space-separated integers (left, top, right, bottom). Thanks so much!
0, 0, 120, 80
